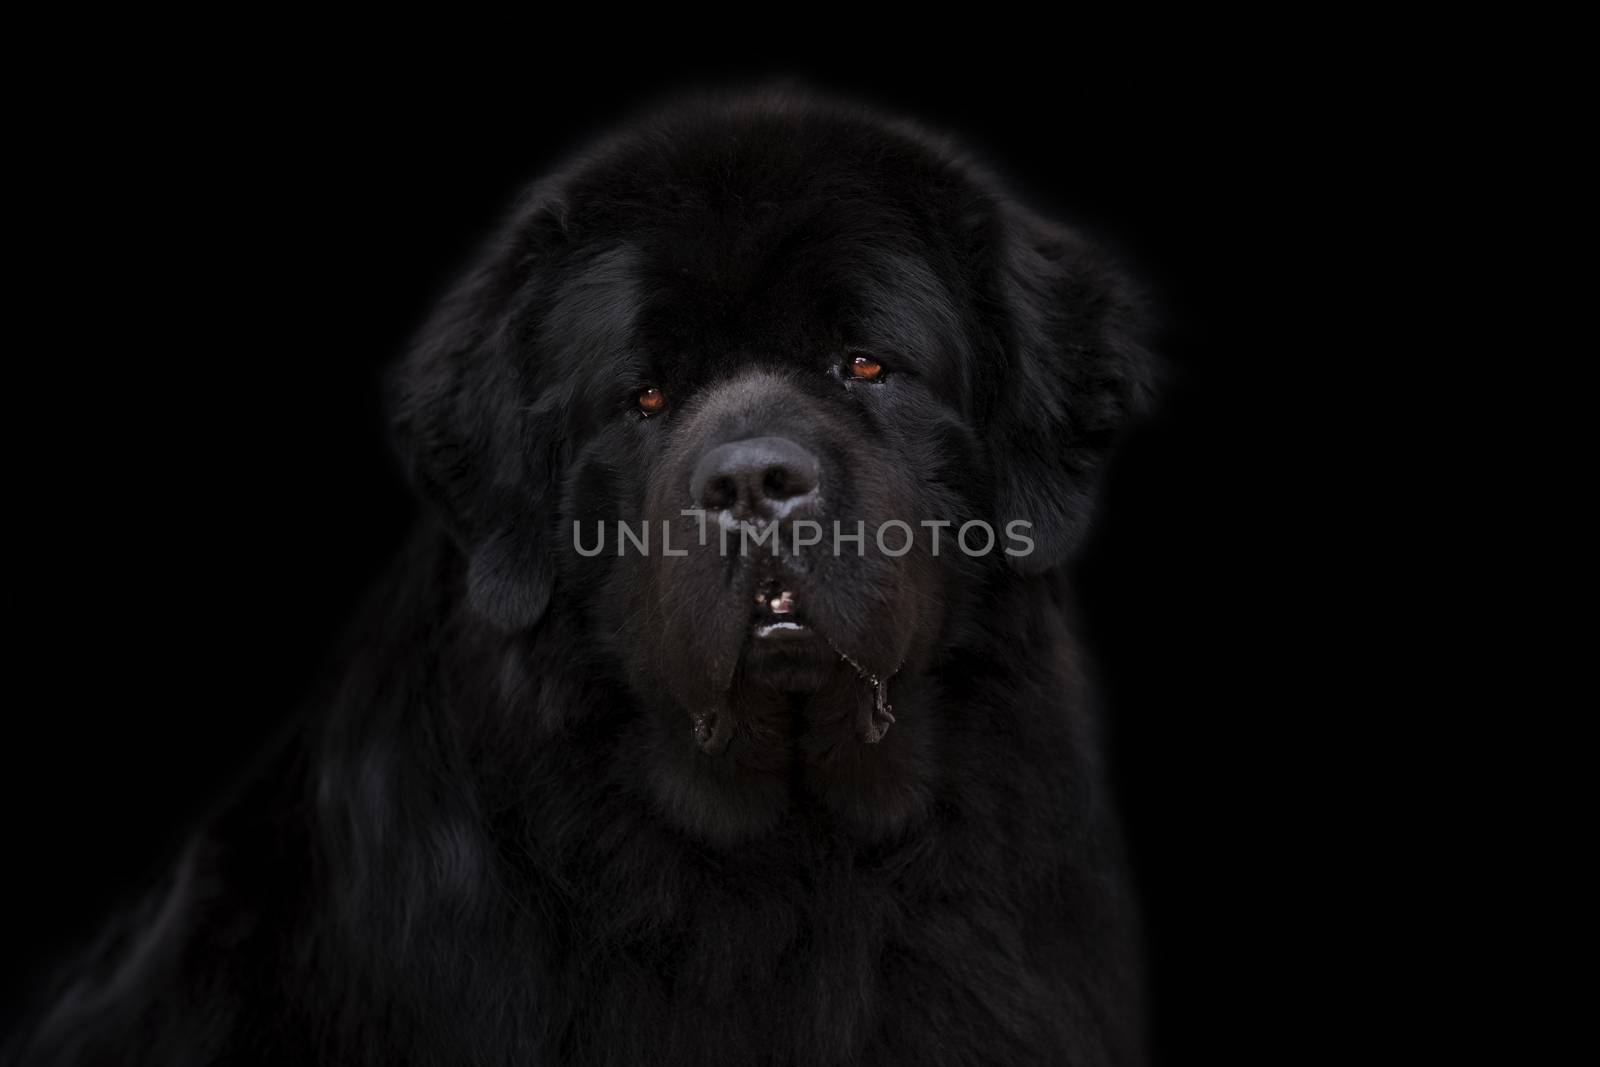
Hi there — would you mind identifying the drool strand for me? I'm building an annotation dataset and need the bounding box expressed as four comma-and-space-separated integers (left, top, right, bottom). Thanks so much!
827, 638, 903, 744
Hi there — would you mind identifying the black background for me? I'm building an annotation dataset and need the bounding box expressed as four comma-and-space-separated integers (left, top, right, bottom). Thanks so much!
7, 49, 1366, 1061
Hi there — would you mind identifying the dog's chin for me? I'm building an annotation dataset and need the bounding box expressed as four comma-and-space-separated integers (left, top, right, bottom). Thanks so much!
738, 631, 837, 693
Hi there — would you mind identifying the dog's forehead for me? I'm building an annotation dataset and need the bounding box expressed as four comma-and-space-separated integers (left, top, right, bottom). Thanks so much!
541, 233, 970, 391
525, 110, 992, 415
647, 230, 961, 353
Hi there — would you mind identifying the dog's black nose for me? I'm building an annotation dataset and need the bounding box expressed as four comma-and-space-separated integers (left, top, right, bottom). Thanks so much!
691, 436, 820, 520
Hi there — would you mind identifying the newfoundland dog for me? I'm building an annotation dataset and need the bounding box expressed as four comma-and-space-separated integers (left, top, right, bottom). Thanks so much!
11, 89, 1155, 1066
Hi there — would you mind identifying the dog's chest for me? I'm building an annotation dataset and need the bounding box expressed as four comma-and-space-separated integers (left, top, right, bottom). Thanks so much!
541, 878, 1061, 1066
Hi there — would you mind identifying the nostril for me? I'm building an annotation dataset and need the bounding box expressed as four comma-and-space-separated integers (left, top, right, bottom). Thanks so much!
763, 463, 816, 500
763, 466, 790, 499
703, 475, 737, 511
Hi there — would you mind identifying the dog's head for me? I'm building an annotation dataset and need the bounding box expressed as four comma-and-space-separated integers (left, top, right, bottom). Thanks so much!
389, 92, 1151, 835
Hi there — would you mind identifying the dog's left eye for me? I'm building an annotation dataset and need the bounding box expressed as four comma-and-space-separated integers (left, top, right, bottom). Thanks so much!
846, 353, 885, 382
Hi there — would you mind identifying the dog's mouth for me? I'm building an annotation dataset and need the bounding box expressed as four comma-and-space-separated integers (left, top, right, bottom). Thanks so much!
739, 570, 837, 697
752, 578, 812, 639
679, 555, 910, 755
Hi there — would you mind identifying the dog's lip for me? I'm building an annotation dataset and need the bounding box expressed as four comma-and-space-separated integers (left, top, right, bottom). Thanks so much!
751, 582, 812, 638
753, 618, 812, 640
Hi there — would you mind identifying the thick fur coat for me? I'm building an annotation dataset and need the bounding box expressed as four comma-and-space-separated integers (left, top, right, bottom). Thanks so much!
10, 89, 1153, 1066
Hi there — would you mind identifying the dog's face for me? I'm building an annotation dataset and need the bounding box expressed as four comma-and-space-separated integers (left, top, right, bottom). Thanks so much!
391, 95, 1150, 838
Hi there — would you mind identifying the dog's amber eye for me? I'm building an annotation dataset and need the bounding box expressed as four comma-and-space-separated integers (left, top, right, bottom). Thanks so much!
847, 354, 884, 381
638, 387, 667, 414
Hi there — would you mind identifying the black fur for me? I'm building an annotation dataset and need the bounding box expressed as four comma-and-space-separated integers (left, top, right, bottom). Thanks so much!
9, 89, 1154, 1066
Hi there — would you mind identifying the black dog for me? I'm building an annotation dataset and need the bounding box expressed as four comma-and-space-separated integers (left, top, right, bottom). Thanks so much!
11, 89, 1155, 1066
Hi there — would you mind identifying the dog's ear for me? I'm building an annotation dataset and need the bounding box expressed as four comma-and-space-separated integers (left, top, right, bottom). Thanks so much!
387, 191, 570, 630
989, 208, 1156, 574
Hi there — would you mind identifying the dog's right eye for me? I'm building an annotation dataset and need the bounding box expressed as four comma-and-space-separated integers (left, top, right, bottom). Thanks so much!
637, 387, 667, 415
